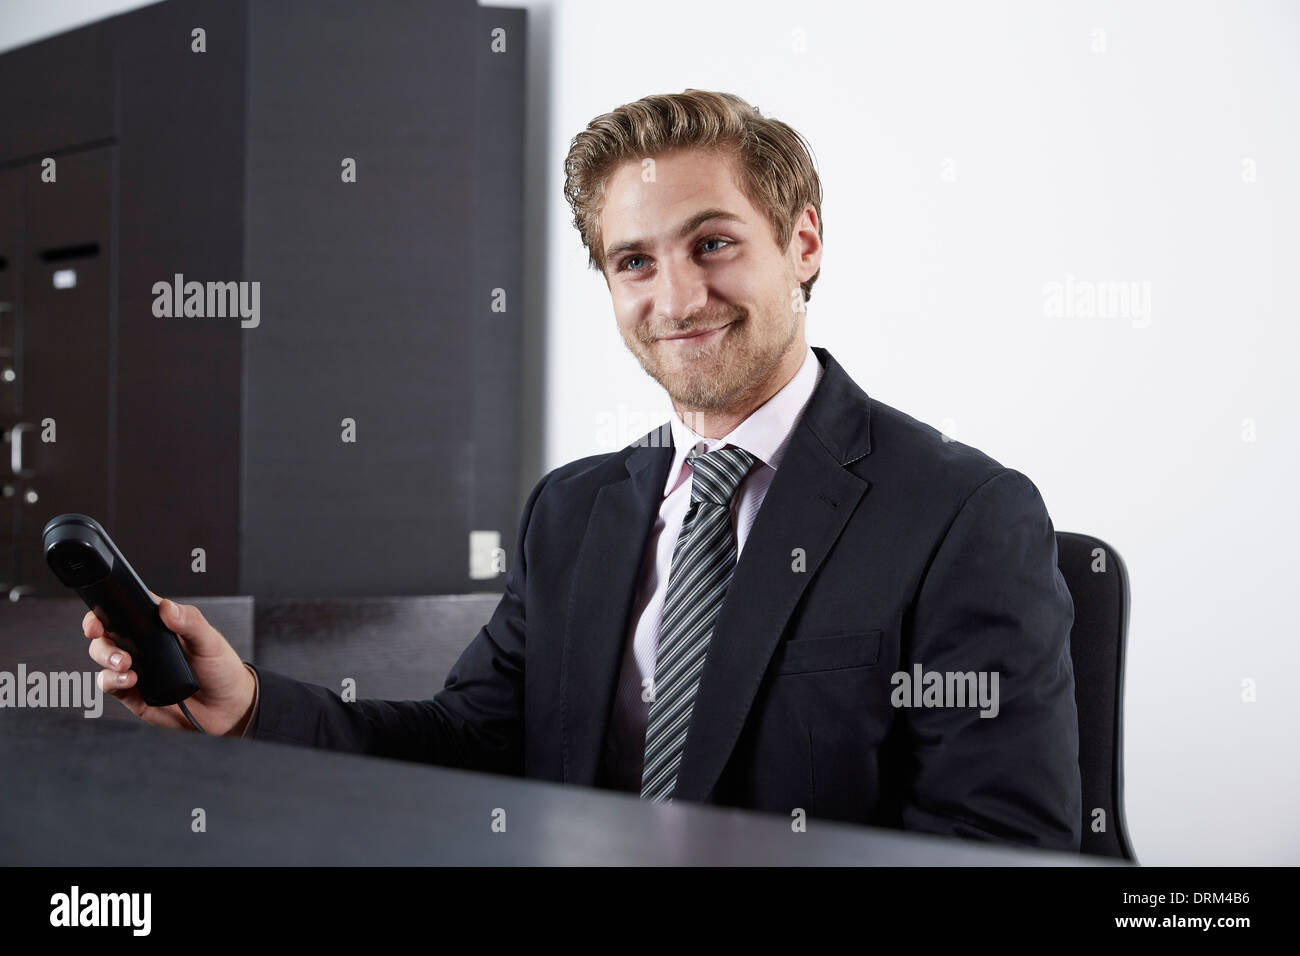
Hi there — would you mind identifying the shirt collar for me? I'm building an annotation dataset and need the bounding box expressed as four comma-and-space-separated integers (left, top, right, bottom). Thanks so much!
664, 343, 824, 497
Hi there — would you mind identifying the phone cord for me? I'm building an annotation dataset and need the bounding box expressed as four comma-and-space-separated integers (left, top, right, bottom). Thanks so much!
177, 699, 207, 734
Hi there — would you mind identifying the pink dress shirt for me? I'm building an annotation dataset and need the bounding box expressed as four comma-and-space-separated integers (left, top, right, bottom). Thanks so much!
597, 344, 825, 792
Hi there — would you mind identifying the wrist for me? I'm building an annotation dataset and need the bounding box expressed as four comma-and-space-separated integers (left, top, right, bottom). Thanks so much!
226, 663, 258, 737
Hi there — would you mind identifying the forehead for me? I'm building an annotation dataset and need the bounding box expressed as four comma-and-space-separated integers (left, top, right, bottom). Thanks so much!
600, 148, 757, 241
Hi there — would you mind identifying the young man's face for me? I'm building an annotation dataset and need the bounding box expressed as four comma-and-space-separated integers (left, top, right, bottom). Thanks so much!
599, 147, 820, 415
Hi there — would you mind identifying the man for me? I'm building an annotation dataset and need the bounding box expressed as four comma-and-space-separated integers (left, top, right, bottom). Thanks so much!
85, 89, 1082, 850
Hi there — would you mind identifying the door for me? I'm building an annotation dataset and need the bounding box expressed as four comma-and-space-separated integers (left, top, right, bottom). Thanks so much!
12, 145, 115, 597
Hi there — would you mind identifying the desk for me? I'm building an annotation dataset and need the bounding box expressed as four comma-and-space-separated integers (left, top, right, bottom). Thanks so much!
0, 710, 1116, 865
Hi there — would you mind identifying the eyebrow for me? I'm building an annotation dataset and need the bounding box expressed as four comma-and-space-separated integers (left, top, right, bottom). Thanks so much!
603, 208, 746, 264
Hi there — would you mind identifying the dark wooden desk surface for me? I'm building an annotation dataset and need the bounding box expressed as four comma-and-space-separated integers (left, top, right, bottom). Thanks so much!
0, 710, 1118, 866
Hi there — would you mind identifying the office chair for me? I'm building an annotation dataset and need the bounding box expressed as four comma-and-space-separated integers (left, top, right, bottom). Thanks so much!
1056, 531, 1137, 861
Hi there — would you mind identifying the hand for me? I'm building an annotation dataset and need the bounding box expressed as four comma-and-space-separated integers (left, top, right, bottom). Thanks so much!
84, 591, 258, 736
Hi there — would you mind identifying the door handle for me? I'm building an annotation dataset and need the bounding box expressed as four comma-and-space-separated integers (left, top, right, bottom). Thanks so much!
9, 421, 34, 477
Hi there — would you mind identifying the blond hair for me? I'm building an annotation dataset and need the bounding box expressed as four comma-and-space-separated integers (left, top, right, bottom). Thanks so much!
563, 89, 824, 302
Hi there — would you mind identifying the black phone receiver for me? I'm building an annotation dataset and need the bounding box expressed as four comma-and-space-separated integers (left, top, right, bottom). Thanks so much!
43, 513, 200, 708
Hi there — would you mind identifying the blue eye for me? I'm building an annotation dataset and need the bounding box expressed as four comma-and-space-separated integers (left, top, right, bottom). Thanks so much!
616, 237, 731, 273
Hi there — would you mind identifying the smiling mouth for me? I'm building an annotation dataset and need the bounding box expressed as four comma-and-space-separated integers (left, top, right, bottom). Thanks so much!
660, 320, 734, 342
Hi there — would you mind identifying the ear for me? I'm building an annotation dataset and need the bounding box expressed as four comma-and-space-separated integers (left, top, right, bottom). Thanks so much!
788, 204, 822, 286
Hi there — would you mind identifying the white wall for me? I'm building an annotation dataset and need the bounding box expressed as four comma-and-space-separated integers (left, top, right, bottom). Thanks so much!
7, 0, 1297, 866
0, 0, 156, 48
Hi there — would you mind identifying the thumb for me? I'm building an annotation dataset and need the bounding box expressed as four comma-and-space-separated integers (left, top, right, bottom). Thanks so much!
158, 597, 224, 657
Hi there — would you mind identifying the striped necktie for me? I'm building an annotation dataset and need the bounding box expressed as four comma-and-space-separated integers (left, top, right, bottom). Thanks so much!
641, 444, 757, 802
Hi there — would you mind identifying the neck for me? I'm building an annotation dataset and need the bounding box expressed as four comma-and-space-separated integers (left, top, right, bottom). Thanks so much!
673, 341, 806, 439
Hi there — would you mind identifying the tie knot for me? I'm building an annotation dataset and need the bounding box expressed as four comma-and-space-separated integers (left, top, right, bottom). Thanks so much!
687, 445, 756, 506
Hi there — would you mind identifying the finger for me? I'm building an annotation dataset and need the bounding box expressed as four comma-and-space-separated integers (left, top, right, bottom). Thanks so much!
97, 670, 147, 717
158, 599, 225, 657
89, 636, 130, 672
98, 666, 137, 695
82, 611, 105, 641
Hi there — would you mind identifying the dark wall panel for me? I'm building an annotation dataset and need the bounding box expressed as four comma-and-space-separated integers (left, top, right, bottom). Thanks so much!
471, 6, 527, 590
20, 147, 114, 591
111, 0, 247, 597
0, 168, 22, 590
0, 0, 526, 603
0, 24, 113, 165
241, 0, 481, 598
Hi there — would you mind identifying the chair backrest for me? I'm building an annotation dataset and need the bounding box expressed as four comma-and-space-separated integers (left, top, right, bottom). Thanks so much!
1055, 531, 1137, 860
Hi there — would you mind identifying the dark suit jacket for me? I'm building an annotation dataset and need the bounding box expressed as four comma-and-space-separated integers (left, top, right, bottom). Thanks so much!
248, 345, 1082, 850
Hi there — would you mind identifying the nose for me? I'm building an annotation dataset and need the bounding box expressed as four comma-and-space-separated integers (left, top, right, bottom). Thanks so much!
655, 256, 709, 327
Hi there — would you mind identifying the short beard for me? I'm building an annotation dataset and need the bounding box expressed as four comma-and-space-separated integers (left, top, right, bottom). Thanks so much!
628, 304, 800, 414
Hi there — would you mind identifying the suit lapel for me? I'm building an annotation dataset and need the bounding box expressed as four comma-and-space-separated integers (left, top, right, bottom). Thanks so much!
560, 425, 673, 787
670, 417, 871, 801
561, 347, 875, 798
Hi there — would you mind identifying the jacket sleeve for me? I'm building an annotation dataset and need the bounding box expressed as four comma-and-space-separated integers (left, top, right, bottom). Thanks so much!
899, 468, 1082, 851
243, 469, 552, 775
